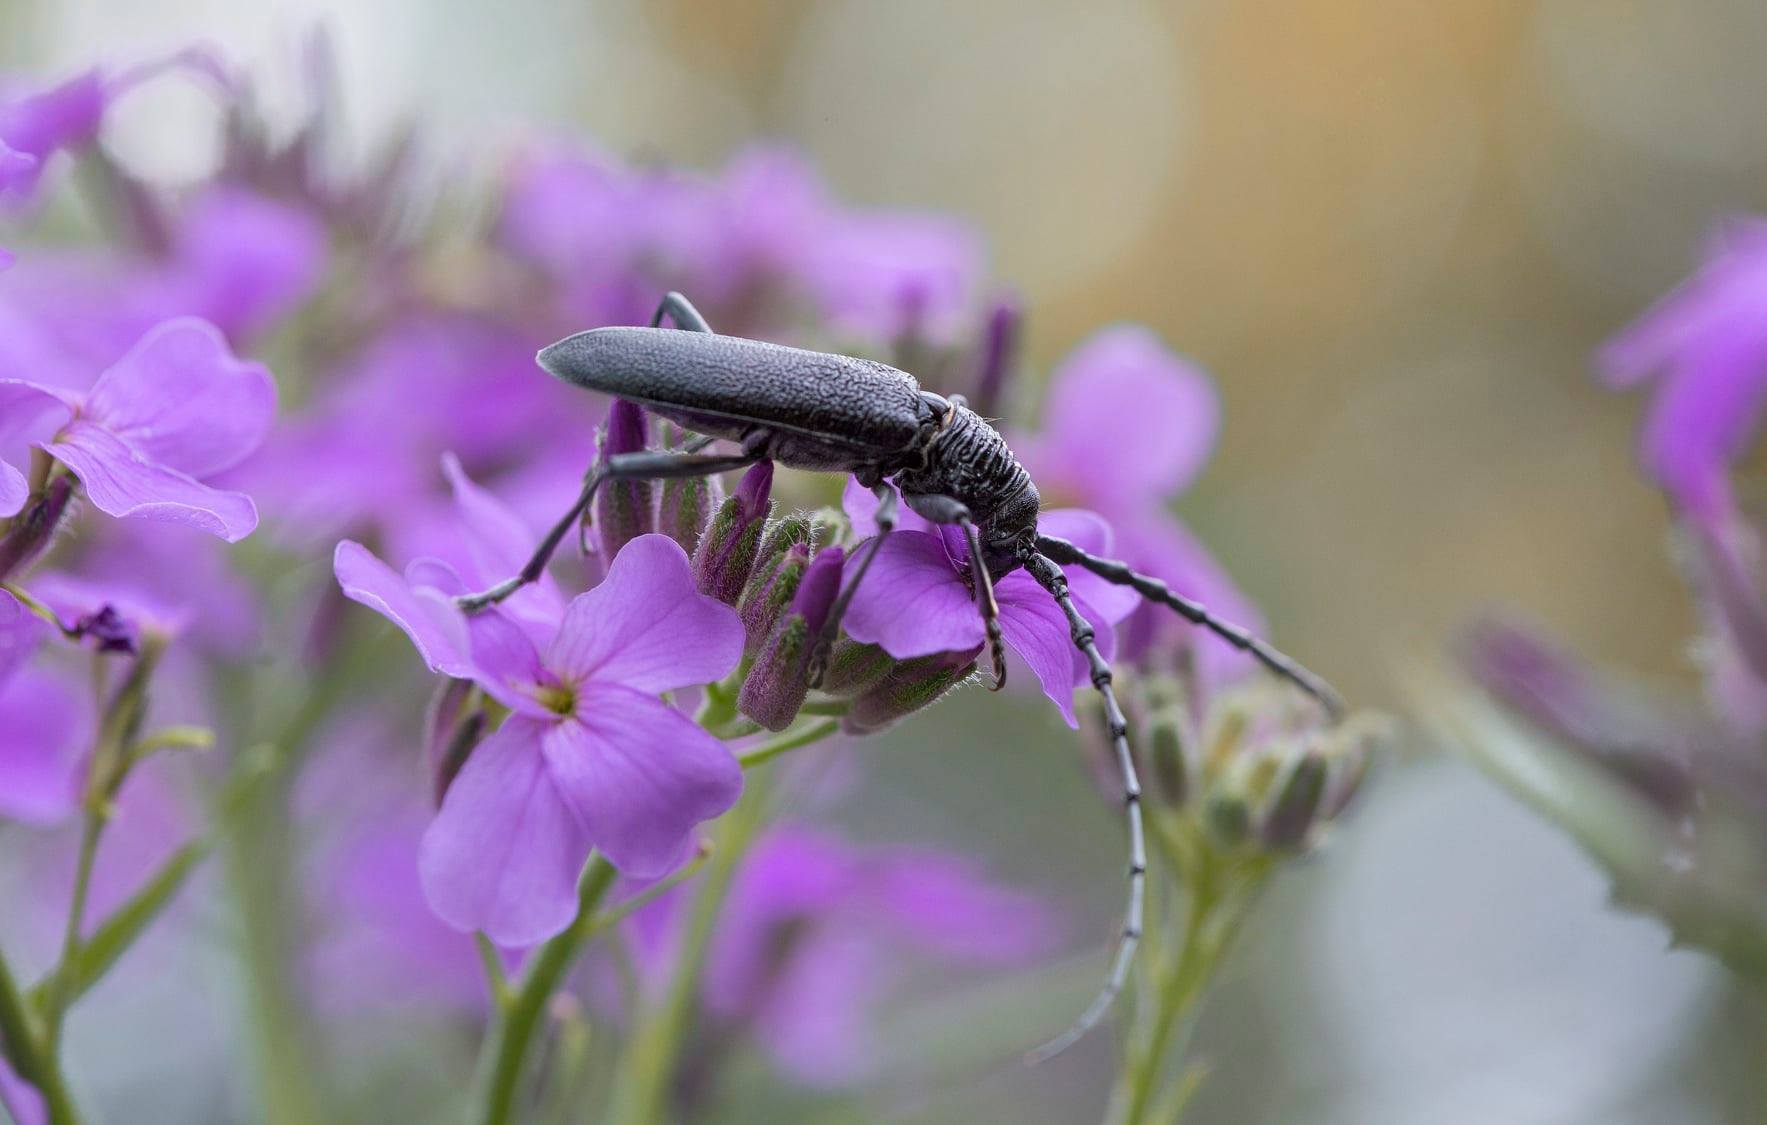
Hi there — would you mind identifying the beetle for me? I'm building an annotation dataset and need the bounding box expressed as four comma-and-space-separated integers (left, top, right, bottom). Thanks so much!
458, 291, 1344, 1062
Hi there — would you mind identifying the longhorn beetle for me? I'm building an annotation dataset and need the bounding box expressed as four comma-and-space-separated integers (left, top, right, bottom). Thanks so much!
458, 291, 1345, 1062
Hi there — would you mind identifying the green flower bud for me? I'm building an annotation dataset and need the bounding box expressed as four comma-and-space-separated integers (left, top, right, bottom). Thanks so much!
739, 547, 845, 731
691, 461, 773, 604
842, 647, 979, 736
657, 471, 721, 556
1259, 753, 1327, 851
739, 542, 809, 654
818, 639, 898, 697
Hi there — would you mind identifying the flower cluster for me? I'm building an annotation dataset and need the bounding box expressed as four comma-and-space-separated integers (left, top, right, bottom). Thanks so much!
0, 35, 1365, 1125
1446, 217, 1767, 976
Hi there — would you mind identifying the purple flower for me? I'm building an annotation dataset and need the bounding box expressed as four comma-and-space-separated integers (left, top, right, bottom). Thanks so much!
633, 825, 1059, 1087
805, 212, 983, 345
337, 532, 745, 945
0, 68, 106, 203
334, 454, 565, 677
1013, 327, 1266, 691
0, 590, 88, 824
840, 480, 1136, 727
297, 713, 490, 1012
245, 315, 584, 543
1, 317, 274, 539
424, 537, 743, 943
0, 1057, 43, 1125
1600, 217, 1767, 522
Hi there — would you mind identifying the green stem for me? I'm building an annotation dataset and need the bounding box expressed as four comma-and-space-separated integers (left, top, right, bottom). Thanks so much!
736, 718, 839, 770
1110, 860, 1268, 1125
476, 934, 512, 1011
475, 855, 620, 1125
43, 819, 102, 1048
0, 943, 80, 1125
604, 778, 771, 1125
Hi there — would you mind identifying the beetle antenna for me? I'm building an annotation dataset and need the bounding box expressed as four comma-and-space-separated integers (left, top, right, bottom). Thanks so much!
1035, 534, 1344, 719
1020, 549, 1144, 1065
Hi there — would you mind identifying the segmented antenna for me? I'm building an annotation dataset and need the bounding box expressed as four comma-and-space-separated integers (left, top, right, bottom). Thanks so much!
1036, 534, 1344, 719
1020, 550, 1146, 1065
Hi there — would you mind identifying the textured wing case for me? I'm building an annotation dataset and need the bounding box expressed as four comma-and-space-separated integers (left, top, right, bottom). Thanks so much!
537, 328, 928, 457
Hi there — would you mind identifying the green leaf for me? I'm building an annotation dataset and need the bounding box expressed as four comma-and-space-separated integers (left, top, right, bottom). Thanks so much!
37, 840, 208, 1008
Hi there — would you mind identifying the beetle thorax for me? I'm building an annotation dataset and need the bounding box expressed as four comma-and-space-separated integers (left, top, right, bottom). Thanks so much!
890, 403, 1040, 572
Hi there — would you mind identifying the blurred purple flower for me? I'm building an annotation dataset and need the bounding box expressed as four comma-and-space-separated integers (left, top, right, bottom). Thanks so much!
297, 714, 489, 1013
0, 1058, 43, 1125
1600, 217, 1767, 522
806, 212, 983, 345
247, 315, 583, 543
841, 480, 1136, 726
0, 184, 324, 384
1013, 327, 1265, 692
0, 590, 88, 824
635, 824, 1058, 1087
498, 139, 982, 341
0, 68, 106, 203
338, 533, 745, 944
29, 571, 192, 651
1, 318, 274, 539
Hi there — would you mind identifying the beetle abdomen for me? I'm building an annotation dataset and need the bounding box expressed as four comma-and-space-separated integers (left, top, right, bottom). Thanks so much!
538, 327, 930, 459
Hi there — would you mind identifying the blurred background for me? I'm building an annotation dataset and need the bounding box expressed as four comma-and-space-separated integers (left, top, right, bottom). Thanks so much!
5, 0, 1766, 1121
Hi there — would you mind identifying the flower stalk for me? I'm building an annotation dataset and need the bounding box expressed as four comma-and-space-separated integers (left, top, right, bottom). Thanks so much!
474, 855, 620, 1125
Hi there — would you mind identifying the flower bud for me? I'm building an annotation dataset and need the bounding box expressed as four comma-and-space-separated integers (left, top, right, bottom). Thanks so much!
817, 639, 898, 697
970, 293, 1021, 418
1146, 704, 1189, 809
842, 647, 979, 736
1258, 753, 1327, 852
739, 547, 844, 731
1317, 714, 1389, 821
692, 461, 773, 604
592, 400, 654, 559
1205, 793, 1251, 849
657, 470, 722, 556
424, 677, 490, 806
739, 542, 809, 654
71, 604, 138, 655
0, 472, 75, 581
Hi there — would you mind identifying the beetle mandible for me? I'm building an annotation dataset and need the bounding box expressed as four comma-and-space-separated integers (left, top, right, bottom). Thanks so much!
457, 291, 1345, 1062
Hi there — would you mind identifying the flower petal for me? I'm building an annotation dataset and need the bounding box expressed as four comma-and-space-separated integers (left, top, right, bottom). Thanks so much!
1038, 326, 1219, 502
0, 378, 72, 449
333, 540, 473, 678
840, 476, 936, 537
841, 530, 986, 658
1036, 508, 1140, 623
0, 1054, 46, 1125
994, 572, 1117, 727
0, 666, 89, 825
82, 317, 277, 478
545, 684, 741, 878
47, 420, 259, 540
464, 610, 554, 717
546, 535, 743, 692
419, 716, 590, 946
0, 589, 47, 688
866, 849, 1062, 963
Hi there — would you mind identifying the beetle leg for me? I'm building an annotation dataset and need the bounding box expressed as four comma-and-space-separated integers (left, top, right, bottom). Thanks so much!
1035, 533, 1344, 719
807, 482, 896, 689
650, 291, 714, 334
909, 495, 1008, 691
456, 450, 760, 612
